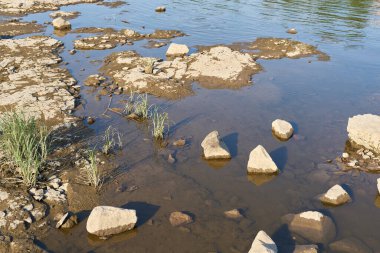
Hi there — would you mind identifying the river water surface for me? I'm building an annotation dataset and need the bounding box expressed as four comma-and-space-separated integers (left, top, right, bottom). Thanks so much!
6, 0, 380, 252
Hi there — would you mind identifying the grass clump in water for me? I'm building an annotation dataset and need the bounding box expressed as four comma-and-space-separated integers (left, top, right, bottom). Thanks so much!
102, 126, 122, 155
124, 92, 151, 120
151, 107, 170, 140
83, 149, 102, 189
0, 111, 49, 187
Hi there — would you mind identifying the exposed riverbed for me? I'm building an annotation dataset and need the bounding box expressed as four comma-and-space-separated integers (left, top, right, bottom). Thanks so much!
1, 0, 380, 252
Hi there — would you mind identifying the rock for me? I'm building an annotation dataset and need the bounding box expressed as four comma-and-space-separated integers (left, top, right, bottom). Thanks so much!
155, 6, 166, 12
247, 145, 278, 174
272, 119, 294, 140
224, 209, 243, 219
329, 237, 372, 253
29, 188, 44, 201
377, 178, 380, 195
284, 211, 336, 243
56, 212, 69, 228
173, 139, 186, 146
49, 11, 80, 19
61, 214, 78, 229
166, 43, 189, 57
293, 245, 318, 253
169, 211, 193, 226
52, 17, 71, 30
342, 152, 349, 158
86, 206, 137, 236
287, 28, 298, 34
319, 184, 351, 206
168, 154, 175, 164
69, 49, 76, 55
44, 188, 66, 203
248, 230, 278, 253
201, 131, 231, 159
0, 190, 9, 201
347, 114, 380, 154
87, 117, 95, 124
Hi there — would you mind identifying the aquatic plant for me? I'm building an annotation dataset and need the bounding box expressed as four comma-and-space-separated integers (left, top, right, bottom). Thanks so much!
102, 126, 122, 155
151, 107, 170, 140
124, 89, 137, 115
84, 149, 102, 189
0, 111, 49, 187
133, 93, 151, 119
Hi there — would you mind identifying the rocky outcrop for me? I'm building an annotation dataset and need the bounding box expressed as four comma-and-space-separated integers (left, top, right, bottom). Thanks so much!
0, 36, 78, 126
49, 11, 80, 19
247, 145, 278, 174
86, 206, 137, 237
319, 184, 351, 206
272, 119, 294, 140
0, 21, 44, 37
248, 230, 278, 253
347, 114, 380, 154
166, 43, 189, 57
283, 211, 336, 243
201, 131, 231, 159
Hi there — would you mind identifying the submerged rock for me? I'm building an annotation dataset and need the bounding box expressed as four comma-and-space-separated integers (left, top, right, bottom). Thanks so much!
0, 21, 44, 37
247, 145, 278, 174
287, 28, 298, 34
329, 237, 372, 253
347, 114, 380, 154
155, 6, 166, 12
248, 230, 278, 253
49, 11, 80, 19
283, 211, 336, 243
224, 209, 243, 219
166, 43, 189, 57
319, 184, 351, 206
52, 17, 71, 30
272, 119, 294, 140
201, 131, 231, 159
169, 211, 193, 226
86, 206, 137, 237
293, 245, 318, 253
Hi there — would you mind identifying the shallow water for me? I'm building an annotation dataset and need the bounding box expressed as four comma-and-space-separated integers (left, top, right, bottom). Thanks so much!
4, 0, 380, 252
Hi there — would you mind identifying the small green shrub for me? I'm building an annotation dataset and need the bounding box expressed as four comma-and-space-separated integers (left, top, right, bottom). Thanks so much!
0, 111, 49, 187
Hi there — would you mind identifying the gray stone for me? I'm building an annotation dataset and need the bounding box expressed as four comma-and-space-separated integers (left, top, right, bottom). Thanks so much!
201, 131, 231, 159
248, 230, 278, 253
319, 185, 351, 206
272, 119, 294, 140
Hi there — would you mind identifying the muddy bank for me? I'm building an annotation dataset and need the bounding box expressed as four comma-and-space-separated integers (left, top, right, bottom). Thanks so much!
0, 20, 44, 37
73, 29, 185, 50
0, 36, 78, 126
0, 0, 100, 15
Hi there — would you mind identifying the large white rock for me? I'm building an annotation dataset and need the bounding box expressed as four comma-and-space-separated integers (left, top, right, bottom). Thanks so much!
52, 17, 71, 30
319, 184, 351, 206
272, 119, 294, 140
284, 211, 336, 243
347, 114, 380, 153
166, 43, 189, 57
247, 145, 278, 174
248, 230, 278, 253
86, 206, 137, 236
201, 131, 231, 159
377, 178, 380, 195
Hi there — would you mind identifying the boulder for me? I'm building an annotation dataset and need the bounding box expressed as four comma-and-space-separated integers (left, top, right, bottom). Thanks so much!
284, 211, 336, 243
52, 17, 71, 30
319, 184, 351, 206
169, 211, 193, 226
201, 131, 231, 159
329, 237, 372, 253
247, 145, 278, 174
86, 206, 137, 236
248, 230, 278, 253
166, 43, 189, 57
293, 245, 318, 253
272, 119, 294, 140
347, 114, 380, 154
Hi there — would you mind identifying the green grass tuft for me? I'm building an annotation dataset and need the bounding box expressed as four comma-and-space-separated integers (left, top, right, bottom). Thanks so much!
102, 126, 122, 155
151, 107, 170, 140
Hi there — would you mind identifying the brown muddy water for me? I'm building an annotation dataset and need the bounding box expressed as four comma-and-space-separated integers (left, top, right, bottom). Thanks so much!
3, 0, 380, 252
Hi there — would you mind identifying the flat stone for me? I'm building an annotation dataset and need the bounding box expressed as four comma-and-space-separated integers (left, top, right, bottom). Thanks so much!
319, 184, 351, 206
247, 145, 278, 174
248, 230, 278, 253
272, 119, 294, 140
347, 114, 380, 154
169, 211, 193, 226
224, 209, 243, 219
56, 212, 69, 228
201, 131, 231, 160
329, 237, 372, 253
173, 139, 186, 146
86, 206, 137, 236
284, 211, 336, 243
293, 245, 318, 253
52, 17, 71, 30
166, 43, 189, 57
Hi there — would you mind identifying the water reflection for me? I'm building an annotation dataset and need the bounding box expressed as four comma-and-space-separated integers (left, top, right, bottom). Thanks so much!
261, 0, 375, 43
